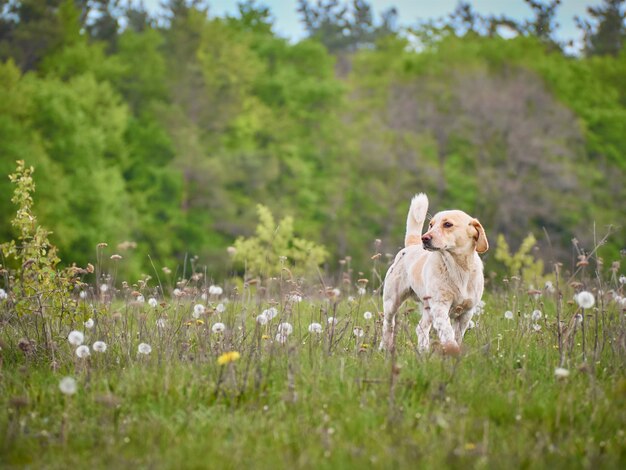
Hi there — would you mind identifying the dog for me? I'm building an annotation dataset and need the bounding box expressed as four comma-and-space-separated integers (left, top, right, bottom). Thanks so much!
380, 193, 488, 355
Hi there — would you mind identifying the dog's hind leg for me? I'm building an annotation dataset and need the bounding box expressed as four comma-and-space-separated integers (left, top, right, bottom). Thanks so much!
416, 304, 432, 352
379, 267, 410, 351
453, 310, 473, 345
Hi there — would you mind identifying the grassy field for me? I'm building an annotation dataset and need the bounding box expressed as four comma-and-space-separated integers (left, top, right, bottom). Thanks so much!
1, 266, 626, 469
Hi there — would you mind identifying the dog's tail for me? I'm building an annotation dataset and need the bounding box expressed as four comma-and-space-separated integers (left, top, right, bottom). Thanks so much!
404, 193, 428, 247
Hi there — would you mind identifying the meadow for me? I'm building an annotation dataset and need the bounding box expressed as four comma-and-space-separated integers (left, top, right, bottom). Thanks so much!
1, 246, 625, 469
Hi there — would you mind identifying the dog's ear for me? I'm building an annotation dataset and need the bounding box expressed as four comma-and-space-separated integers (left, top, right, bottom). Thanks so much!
470, 219, 489, 254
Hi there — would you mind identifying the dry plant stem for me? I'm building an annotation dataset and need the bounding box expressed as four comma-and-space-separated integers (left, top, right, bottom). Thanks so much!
581, 308, 586, 363
554, 263, 564, 367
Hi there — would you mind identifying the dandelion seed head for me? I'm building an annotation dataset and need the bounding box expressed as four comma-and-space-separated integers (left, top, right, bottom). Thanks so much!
216, 303, 226, 313
68, 330, 84, 346
278, 322, 293, 336
136, 295, 145, 303
275, 333, 287, 344
531, 310, 542, 321
79, 291, 87, 300
575, 313, 583, 326
554, 367, 570, 378
353, 327, 364, 338
193, 304, 205, 318
545, 281, 555, 293
308, 322, 322, 334
100, 284, 109, 293
156, 318, 167, 328
357, 287, 366, 296
289, 294, 303, 303
59, 377, 77, 395
173, 288, 183, 297
504, 310, 514, 320
0, 288, 7, 300
256, 314, 268, 325
532, 323, 541, 332
148, 297, 158, 308
264, 307, 278, 320
327, 317, 338, 325
619, 275, 626, 285
575, 291, 595, 309
363, 311, 373, 320
211, 322, 226, 334
92, 341, 107, 353
75, 345, 90, 358
137, 343, 152, 355
84, 318, 95, 329
208, 285, 223, 296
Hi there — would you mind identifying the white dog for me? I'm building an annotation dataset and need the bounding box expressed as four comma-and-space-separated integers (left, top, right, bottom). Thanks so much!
380, 194, 488, 355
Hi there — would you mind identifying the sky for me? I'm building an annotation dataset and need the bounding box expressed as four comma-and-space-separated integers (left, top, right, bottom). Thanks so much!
143, 0, 595, 49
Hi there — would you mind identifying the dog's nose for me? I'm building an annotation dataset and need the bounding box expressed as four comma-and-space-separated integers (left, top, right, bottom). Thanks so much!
422, 234, 432, 244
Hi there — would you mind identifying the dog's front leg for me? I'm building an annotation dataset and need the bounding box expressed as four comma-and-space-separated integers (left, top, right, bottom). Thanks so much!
430, 300, 460, 356
453, 310, 473, 344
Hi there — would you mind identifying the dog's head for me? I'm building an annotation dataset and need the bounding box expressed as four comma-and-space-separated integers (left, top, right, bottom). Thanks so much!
421, 210, 488, 255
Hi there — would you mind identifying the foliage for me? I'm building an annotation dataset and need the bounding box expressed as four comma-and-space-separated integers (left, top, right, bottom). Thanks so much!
232, 205, 328, 278
494, 233, 547, 286
0, 161, 79, 334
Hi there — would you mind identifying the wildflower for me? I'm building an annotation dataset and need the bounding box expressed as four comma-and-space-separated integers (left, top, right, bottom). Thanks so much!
278, 322, 293, 336
0, 288, 7, 300
348, 296, 356, 303
193, 304, 205, 319
357, 287, 366, 296
308, 323, 322, 334
211, 322, 226, 334
138, 343, 152, 355
196, 319, 205, 326
261, 334, 270, 340
68, 330, 85, 346
79, 291, 88, 300
504, 310, 514, 320
110, 254, 122, 260
148, 298, 158, 308
100, 284, 109, 293
59, 377, 77, 395
216, 303, 226, 313
532, 323, 541, 332
328, 317, 338, 325
619, 275, 626, 285
575, 314, 583, 326
136, 295, 145, 303
256, 314, 268, 325
554, 367, 570, 378
468, 320, 476, 329
275, 334, 288, 344
217, 351, 240, 365
545, 281, 555, 293
353, 327, 364, 338
226, 246, 237, 256
162, 267, 172, 275
156, 318, 167, 329
173, 288, 183, 297
92, 341, 107, 353
263, 307, 278, 320
531, 310, 542, 321
290, 294, 303, 303
575, 291, 595, 309
363, 311, 373, 320
84, 318, 95, 329
331, 288, 341, 297
208, 285, 223, 296
75, 345, 90, 358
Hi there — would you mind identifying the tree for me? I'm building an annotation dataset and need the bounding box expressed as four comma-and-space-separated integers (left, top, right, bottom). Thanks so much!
577, 0, 626, 56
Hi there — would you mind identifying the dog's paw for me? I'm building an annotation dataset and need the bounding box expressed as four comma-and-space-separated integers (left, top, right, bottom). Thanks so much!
441, 341, 461, 357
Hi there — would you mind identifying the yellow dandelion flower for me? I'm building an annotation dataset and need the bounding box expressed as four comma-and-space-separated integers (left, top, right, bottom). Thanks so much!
185, 321, 193, 327
196, 319, 205, 325
261, 334, 270, 340
464, 443, 476, 451
217, 351, 241, 366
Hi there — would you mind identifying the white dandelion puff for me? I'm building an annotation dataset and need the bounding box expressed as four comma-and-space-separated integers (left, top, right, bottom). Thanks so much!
0, 288, 7, 300
532, 323, 541, 332
327, 317, 338, 325
504, 310, 514, 320
208, 285, 223, 296
531, 310, 542, 321
173, 288, 183, 297
201, 293, 207, 301
277, 322, 293, 336
275, 333, 288, 344
212, 322, 226, 334
289, 294, 303, 303
78, 290, 87, 300
363, 311, 373, 320
619, 275, 626, 285
216, 303, 226, 313
193, 304, 205, 318
308, 323, 322, 334
84, 318, 95, 329
75, 345, 90, 358
59, 377, 77, 395
68, 330, 84, 346
575, 291, 595, 309
138, 343, 152, 355
256, 314, 268, 325
357, 287, 366, 296
468, 320, 476, 330
156, 318, 167, 329
100, 284, 109, 293
92, 341, 107, 353
554, 367, 570, 378
136, 294, 145, 303
148, 297, 158, 308
545, 281, 555, 293
264, 307, 278, 320
353, 327, 364, 338
331, 288, 341, 297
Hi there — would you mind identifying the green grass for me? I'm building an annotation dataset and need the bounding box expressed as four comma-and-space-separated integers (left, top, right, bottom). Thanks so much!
1, 278, 625, 469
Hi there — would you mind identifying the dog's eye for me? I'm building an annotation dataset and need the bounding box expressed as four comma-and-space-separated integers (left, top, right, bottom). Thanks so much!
443, 222, 453, 228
